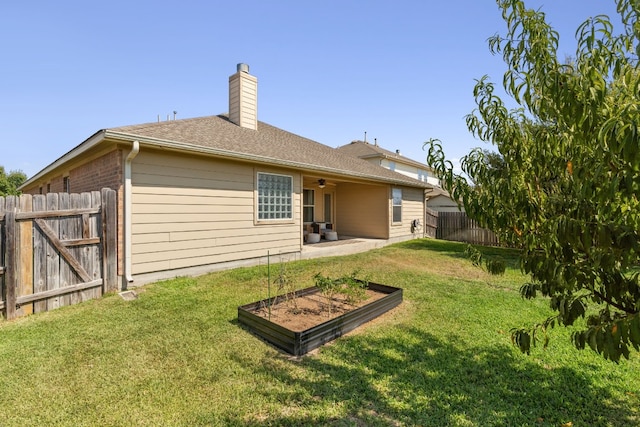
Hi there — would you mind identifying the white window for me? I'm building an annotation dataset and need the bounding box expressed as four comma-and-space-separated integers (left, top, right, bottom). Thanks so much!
392, 188, 402, 223
63, 176, 70, 193
389, 161, 396, 171
257, 172, 293, 220
303, 189, 315, 223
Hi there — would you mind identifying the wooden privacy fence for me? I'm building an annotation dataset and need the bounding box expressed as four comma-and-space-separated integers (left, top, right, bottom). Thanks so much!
437, 211, 499, 246
424, 207, 438, 238
0, 189, 117, 320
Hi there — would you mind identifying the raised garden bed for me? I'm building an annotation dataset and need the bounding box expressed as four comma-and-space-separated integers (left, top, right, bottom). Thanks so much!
238, 281, 402, 356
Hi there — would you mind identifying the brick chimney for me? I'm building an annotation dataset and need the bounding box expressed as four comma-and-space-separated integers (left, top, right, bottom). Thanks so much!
229, 63, 257, 130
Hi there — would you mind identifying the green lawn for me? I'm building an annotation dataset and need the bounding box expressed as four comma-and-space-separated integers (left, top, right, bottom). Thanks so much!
1, 239, 638, 426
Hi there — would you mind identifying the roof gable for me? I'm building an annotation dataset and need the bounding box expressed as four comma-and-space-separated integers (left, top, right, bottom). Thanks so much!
336, 140, 433, 171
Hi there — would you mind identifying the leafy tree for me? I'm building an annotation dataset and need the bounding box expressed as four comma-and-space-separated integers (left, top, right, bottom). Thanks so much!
426, 0, 640, 361
480, 149, 506, 176
0, 166, 27, 196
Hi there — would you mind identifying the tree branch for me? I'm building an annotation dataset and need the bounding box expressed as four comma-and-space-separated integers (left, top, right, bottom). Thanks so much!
592, 289, 639, 314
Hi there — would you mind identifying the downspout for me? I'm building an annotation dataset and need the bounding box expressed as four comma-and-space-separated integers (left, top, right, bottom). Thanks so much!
424, 189, 429, 238
124, 140, 140, 285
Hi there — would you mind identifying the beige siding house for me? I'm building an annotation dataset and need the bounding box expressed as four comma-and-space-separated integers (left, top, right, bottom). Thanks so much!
335, 183, 389, 239
425, 187, 464, 213
335, 140, 441, 187
335, 139, 463, 218
21, 64, 433, 288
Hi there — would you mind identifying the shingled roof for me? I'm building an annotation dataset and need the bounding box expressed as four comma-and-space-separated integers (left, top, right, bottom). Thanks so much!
336, 140, 434, 171
106, 115, 431, 188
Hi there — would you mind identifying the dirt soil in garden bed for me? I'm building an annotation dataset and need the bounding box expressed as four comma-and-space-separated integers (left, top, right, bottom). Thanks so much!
251, 289, 388, 332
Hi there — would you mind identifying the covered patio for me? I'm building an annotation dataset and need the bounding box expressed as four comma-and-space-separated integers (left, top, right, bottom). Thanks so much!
300, 235, 389, 260
302, 175, 395, 245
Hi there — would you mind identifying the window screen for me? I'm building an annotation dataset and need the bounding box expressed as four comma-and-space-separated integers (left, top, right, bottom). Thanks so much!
392, 188, 402, 223
303, 189, 315, 223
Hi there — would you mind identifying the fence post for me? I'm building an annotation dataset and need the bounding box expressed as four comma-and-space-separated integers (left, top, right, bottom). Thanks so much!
5, 209, 17, 320
102, 188, 118, 292
18, 194, 33, 316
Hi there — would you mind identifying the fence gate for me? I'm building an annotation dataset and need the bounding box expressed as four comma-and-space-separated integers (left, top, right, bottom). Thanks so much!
424, 207, 438, 238
0, 189, 117, 320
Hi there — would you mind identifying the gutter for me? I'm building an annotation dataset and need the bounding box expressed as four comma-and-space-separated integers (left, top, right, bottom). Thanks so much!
19, 130, 106, 189
104, 130, 430, 189
124, 140, 140, 285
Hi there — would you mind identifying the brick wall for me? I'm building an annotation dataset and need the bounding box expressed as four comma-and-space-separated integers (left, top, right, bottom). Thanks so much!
23, 149, 123, 196
68, 149, 122, 194
22, 149, 125, 280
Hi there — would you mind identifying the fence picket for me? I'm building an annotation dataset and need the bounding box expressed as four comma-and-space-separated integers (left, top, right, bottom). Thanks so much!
0, 189, 117, 319
32, 195, 47, 313
18, 194, 33, 315
102, 188, 118, 292
45, 193, 61, 310
59, 192, 73, 307
89, 191, 101, 300
0, 196, 5, 306
4, 209, 16, 320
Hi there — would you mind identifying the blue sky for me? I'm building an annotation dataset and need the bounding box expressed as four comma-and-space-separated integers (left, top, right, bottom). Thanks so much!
1, 0, 622, 178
